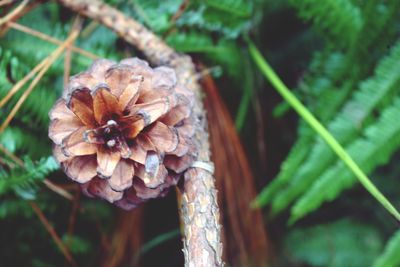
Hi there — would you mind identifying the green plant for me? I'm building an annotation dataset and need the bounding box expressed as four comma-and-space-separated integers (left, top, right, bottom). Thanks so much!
1, 0, 400, 266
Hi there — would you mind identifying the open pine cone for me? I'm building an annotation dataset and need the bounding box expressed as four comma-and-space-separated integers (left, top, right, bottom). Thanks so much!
49, 58, 197, 209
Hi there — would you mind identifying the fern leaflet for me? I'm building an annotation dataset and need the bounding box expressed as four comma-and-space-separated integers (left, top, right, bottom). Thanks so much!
289, 0, 363, 47
373, 230, 400, 267
270, 40, 400, 213
290, 97, 400, 222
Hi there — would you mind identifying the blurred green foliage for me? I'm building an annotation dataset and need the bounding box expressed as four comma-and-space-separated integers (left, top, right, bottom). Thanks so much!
1, 0, 400, 266
283, 219, 383, 267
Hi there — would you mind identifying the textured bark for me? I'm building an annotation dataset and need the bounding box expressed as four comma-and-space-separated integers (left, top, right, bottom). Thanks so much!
57, 0, 223, 266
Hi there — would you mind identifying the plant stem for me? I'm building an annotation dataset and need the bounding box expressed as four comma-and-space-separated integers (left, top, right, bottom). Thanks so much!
248, 40, 400, 222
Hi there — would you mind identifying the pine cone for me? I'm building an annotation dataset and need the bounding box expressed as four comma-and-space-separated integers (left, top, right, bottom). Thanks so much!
49, 58, 196, 209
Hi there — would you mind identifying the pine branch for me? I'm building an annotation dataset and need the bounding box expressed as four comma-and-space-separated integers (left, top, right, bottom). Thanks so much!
56, 0, 223, 266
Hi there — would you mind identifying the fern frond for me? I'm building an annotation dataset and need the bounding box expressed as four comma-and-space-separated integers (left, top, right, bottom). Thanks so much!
298, 50, 356, 122
166, 31, 242, 78
290, 97, 400, 222
254, 127, 313, 206
176, 1, 253, 38
289, 0, 363, 47
130, 0, 181, 33
284, 219, 382, 267
166, 31, 216, 53
202, 0, 252, 18
255, 50, 351, 207
270, 40, 400, 214
373, 230, 400, 267
354, 0, 400, 62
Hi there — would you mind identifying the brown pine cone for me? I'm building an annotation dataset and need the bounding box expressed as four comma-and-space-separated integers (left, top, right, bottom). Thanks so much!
49, 58, 197, 209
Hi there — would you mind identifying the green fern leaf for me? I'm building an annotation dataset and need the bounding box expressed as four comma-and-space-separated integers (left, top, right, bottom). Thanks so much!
289, 0, 363, 47
255, 50, 352, 208
254, 127, 313, 206
201, 0, 252, 18
176, 0, 253, 38
290, 97, 400, 222
166, 31, 242, 78
284, 219, 382, 267
373, 230, 400, 267
271, 40, 400, 214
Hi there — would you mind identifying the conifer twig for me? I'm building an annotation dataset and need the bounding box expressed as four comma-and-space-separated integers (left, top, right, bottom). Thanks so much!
0, 143, 73, 200
57, 0, 223, 266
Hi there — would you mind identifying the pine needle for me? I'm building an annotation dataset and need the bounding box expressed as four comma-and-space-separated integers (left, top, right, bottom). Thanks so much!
0, 28, 80, 133
8, 22, 98, 59
0, 56, 47, 109
64, 16, 81, 86
29, 201, 77, 267
0, 0, 29, 27
0, 143, 24, 166
42, 180, 74, 201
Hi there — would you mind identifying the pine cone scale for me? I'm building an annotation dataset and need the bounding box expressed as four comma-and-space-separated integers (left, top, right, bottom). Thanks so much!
92, 86, 122, 124
62, 126, 97, 157
96, 146, 121, 178
67, 88, 96, 127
